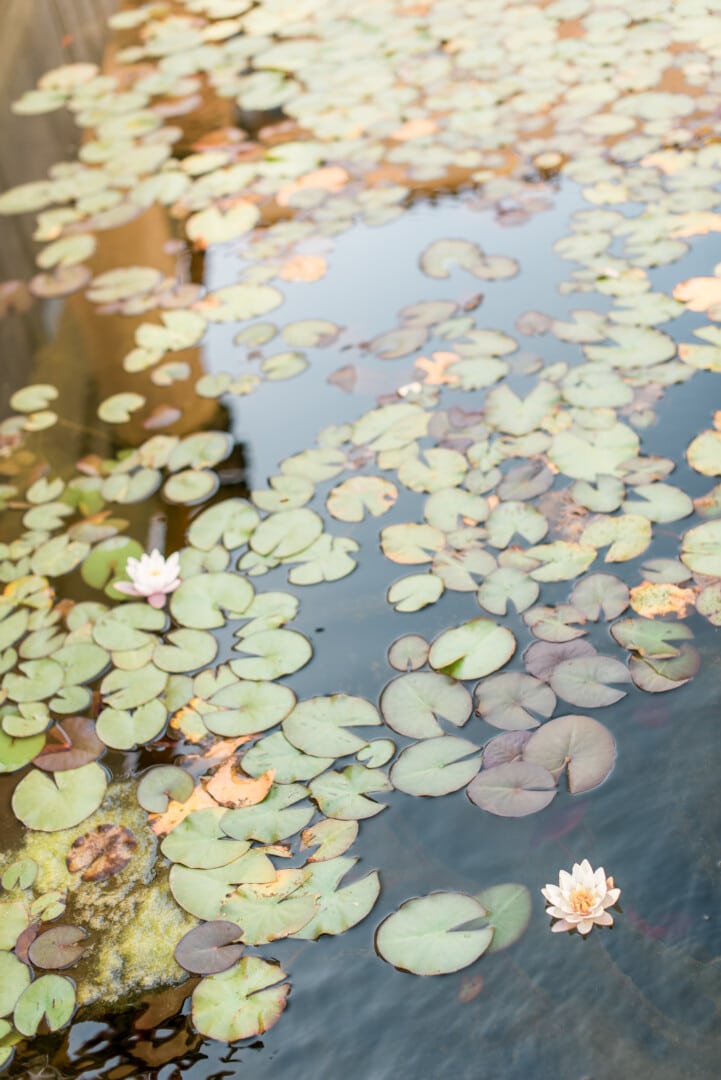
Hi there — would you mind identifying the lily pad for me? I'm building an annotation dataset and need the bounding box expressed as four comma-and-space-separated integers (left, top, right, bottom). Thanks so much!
310, 765, 392, 819
375, 892, 494, 976
283, 694, 380, 757
191, 957, 289, 1041
380, 672, 472, 739
13, 974, 75, 1036
549, 656, 630, 708
390, 736, 480, 797
27, 926, 89, 970
474, 673, 556, 731
475, 883, 532, 953
66, 824, 137, 882
429, 618, 516, 680
523, 714, 616, 793
175, 921, 245, 975
387, 635, 429, 672
136, 765, 195, 812
12, 763, 107, 831
467, 761, 557, 817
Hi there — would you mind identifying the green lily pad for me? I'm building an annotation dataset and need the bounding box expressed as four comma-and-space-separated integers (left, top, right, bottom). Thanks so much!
13, 974, 75, 1036
474, 883, 532, 952
681, 520, 721, 576
293, 857, 381, 939
0, 728, 46, 773
191, 957, 289, 1040
310, 765, 392, 819
387, 635, 429, 672
380, 672, 471, 739
136, 765, 195, 812
610, 618, 693, 658
387, 573, 445, 612
250, 509, 324, 560
154, 629, 218, 673
231, 628, 312, 680
161, 809, 251, 869
170, 572, 254, 628
187, 499, 260, 551
12, 763, 107, 831
0, 952, 31, 1017
283, 694, 380, 757
429, 618, 516, 680
96, 700, 166, 750
221, 783, 314, 843
205, 680, 296, 737
375, 892, 494, 976
390, 736, 480, 797
242, 732, 333, 784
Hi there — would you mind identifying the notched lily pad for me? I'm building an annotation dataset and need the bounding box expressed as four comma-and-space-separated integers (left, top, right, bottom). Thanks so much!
523, 714, 616, 793
175, 921, 245, 975
27, 926, 89, 970
468, 761, 556, 817
375, 892, 494, 976
191, 957, 289, 1041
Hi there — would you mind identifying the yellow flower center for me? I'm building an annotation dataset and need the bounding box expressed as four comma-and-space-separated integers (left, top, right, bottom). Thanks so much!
568, 886, 596, 915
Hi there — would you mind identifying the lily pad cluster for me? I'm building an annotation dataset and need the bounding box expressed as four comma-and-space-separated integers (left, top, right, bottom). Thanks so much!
3, 0, 721, 1071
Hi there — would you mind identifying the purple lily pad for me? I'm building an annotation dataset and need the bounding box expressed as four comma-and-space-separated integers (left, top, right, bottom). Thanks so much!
467, 760, 556, 817
523, 638, 596, 682
33, 717, 104, 772
482, 731, 532, 769
28, 926, 89, 970
175, 921, 245, 975
523, 714, 616, 794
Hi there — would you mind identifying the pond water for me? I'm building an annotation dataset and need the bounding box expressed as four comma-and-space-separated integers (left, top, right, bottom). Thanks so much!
1, 2, 721, 1078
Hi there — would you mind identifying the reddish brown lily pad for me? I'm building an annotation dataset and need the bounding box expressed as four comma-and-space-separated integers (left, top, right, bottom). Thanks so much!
66, 824, 137, 882
28, 925, 88, 970
33, 717, 104, 772
174, 921, 245, 975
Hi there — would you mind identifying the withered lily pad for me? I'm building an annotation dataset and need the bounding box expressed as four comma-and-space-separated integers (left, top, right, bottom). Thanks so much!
66, 824, 137, 882
33, 717, 104, 772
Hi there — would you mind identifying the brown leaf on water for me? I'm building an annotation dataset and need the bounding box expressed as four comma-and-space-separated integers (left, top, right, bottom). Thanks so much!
33, 717, 104, 772
66, 824, 137, 882
276, 166, 349, 207
629, 582, 697, 619
414, 352, 460, 386
279, 255, 327, 282
149, 784, 219, 837
390, 117, 438, 141
673, 276, 721, 311
458, 974, 484, 1003
205, 763, 275, 808
327, 365, 357, 393
135, 978, 199, 1031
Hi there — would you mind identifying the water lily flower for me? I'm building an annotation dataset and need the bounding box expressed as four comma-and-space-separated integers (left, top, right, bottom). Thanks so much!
542, 859, 621, 935
115, 549, 181, 608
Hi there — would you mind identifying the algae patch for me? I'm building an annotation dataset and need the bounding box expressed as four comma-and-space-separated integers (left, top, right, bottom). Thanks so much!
2, 781, 196, 1008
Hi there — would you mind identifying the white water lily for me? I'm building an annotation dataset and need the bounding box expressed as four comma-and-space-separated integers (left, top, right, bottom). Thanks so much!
542, 859, 621, 935
115, 549, 181, 608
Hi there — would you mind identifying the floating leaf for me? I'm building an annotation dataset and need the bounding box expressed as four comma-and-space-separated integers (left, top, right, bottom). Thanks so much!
326, 477, 397, 522
420, 239, 518, 281
242, 732, 333, 784
137, 765, 194, 813
526, 542, 597, 582
66, 824, 137, 882
380, 672, 471, 739
429, 618, 516, 680
187, 499, 259, 551
681, 520, 721, 576
231, 628, 312, 680
170, 573, 253, 628
467, 761, 556, 817
610, 618, 693, 658
549, 656, 630, 708
221, 784, 313, 844
474, 673, 555, 731
27, 926, 88, 970
12, 763, 107, 831
387, 635, 429, 672
0, 729, 47, 774
375, 892, 493, 976
478, 568, 539, 615
1, 858, 37, 891
191, 957, 289, 1040
0, 952, 31, 1017
581, 514, 652, 562
96, 698, 166, 750
570, 574, 629, 621
629, 646, 700, 692
283, 694, 380, 757
475, 883, 532, 953
97, 392, 146, 424
523, 604, 586, 643
387, 573, 445, 613
13, 974, 75, 1036
310, 765, 392, 819
205, 680, 296, 738
293, 857, 381, 940
390, 736, 480, 797
160, 809, 251, 869
175, 921, 244, 975
250, 509, 323, 560
523, 714, 616, 793
301, 818, 359, 862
